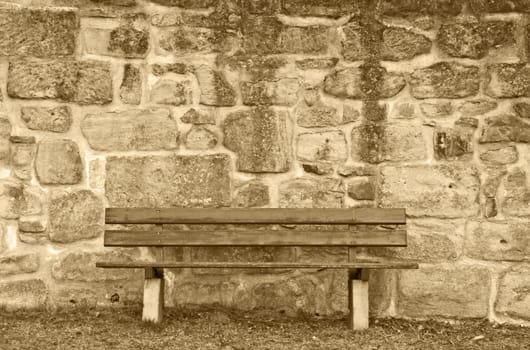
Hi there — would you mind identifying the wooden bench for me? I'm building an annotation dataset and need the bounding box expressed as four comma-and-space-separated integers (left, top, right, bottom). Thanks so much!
96, 207, 418, 330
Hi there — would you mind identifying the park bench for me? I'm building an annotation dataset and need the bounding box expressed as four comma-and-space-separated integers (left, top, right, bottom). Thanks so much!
96, 207, 418, 330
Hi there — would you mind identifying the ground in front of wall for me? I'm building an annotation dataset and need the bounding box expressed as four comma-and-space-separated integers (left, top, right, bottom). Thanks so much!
0, 306, 528, 350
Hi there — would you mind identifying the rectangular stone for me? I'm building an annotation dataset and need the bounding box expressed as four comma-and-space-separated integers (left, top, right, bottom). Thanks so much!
0, 7, 77, 57
8, 60, 112, 105
465, 220, 530, 261
241, 79, 299, 106
0, 279, 47, 310
0, 253, 39, 276
282, 0, 360, 17
106, 154, 231, 207
379, 165, 480, 217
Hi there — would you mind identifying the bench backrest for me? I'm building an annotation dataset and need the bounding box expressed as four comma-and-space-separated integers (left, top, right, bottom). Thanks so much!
104, 208, 406, 247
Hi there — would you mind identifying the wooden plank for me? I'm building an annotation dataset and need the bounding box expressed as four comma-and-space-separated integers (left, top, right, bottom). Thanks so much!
105, 208, 406, 225
96, 260, 419, 269
348, 275, 369, 331
104, 228, 408, 247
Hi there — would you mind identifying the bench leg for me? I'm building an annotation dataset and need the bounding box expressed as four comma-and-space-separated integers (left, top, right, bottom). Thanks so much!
143, 268, 164, 323
348, 269, 369, 331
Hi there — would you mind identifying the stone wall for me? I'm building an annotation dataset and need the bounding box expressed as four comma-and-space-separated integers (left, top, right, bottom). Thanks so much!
0, 0, 528, 324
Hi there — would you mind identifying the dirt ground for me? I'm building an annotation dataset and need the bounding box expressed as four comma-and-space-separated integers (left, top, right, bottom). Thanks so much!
1, 306, 529, 350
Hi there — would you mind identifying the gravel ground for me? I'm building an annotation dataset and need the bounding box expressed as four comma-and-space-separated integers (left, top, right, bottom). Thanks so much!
1, 306, 529, 350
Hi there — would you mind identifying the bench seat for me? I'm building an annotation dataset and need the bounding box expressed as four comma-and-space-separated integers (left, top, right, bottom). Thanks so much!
97, 207, 418, 330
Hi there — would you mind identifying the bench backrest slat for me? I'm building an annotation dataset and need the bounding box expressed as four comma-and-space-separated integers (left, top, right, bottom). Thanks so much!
105, 208, 406, 225
104, 228, 407, 247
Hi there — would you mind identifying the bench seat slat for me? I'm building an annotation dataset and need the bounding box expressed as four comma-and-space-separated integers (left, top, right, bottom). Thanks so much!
104, 228, 407, 247
96, 261, 419, 269
105, 208, 406, 225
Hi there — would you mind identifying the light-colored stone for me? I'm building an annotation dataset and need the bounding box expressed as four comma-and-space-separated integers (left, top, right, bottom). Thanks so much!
184, 126, 217, 150
480, 144, 518, 165
194, 67, 236, 107
223, 108, 290, 173
279, 177, 343, 208
0, 279, 47, 310
10, 136, 36, 180
0, 117, 11, 162
150, 79, 192, 106
398, 266, 490, 318
496, 264, 530, 320
241, 79, 299, 106
297, 131, 348, 163
479, 114, 530, 143
232, 181, 270, 208
35, 139, 83, 185
48, 190, 104, 243
0, 253, 39, 276
82, 109, 178, 151
20, 106, 72, 133
296, 99, 340, 128
106, 154, 231, 207
459, 99, 497, 116
502, 168, 530, 217
379, 165, 480, 217
180, 108, 216, 125
420, 102, 453, 118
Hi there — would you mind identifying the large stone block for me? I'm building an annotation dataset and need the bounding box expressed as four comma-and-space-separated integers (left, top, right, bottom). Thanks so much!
398, 266, 490, 318
465, 220, 530, 261
479, 114, 530, 143
324, 66, 406, 99
7, 60, 113, 105
502, 168, 530, 217
106, 154, 231, 207
351, 122, 426, 164
487, 64, 530, 98
52, 250, 140, 282
81, 109, 178, 151
496, 264, 530, 320
379, 165, 480, 217
0, 7, 77, 57
437, 22, 514, 59
297, 131, 348, 163
410, 62, 480, 99
282, 0, 359, 17
223, 108, 290, 173
279, 177, 343, 208
21, 106, 72, 133
150, 79, 192, 106
241, 79, 299, 106
242, 16, 329, 55
194, 67, 236, 106
0, 279, 47, 310
35, 139, 83, 185
479, 144, 518, 165
158, 27, 236, 54
0, 253, 39, 276
48, 190, 104, 243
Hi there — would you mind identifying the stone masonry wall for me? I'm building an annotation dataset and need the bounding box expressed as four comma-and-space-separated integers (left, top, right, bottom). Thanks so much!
0, 0, 529, 325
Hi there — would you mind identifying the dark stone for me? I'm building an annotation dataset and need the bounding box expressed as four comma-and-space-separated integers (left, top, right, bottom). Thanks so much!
108, 24, 149, 57
233, 181, 270, 207
469, 0, 530, 13
480, 114, 530, 143
513, 102, 530, 119
433, 126, 474, 160
381, 0, 464, 16
347, 178, 375, 200
180, 108, 216, 125
487, 64, 530, 98
282, 0, 359, 18
120, 64, 142, 105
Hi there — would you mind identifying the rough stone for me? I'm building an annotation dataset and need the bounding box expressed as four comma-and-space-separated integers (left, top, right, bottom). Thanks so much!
279, 178, 343, 208
241, 79, 299, 106
20, 106, 72, 133
437, 22, 514, 59
120, 64, 142, 105
391, 103, 416, 119
480, 114, 530, 143
513, 102, 530, 119
295, 58, 339, 70
410, 62, 480, 99
84, 21, 148, 58
347, 178, 375, 200
338, 164, 377, 177
479, 144, 518, 165
455, 117, 479, 129
381, 0, 464, 16
9, 136, 36, 180
32, 0, 138, 17
0, 253, 39, 276
374, 219, 464, 262
297, 131, 347, 163
465, 220, 530, 261
343, 24, 431, 61
159, 27, 236, 54
420, 102, 453, 118
343, 105, 360, 123
0, 117, 11, 162
398, 266, 490, 318
223, 108, 290, 173
379, 164, 480, 217
0, 178, 24, 219
351, 123, 427, 163
0, 7, 77, 57
324, 66, 406, 99
19, 215, 48, 234
487, 64, 530, 98
52, 250, 140, 282
502, 168, 530, 217
459, 99, 498, 116
296, 99, 339, 128
106, 154, 231, 207
433, 126, 474, 160
302, 162, 334, 176
469, 0, 530, 13
282, 0, 359, 17
233, 181, 270, 208
82, 109, 178, 152
194, 67, 236, 106
35, 139, 83, 185
150, 79, 192, 105
184, 126, 217, 150
0, 279, 47, 310
242, 16, 329, 55
7, 60, 113, 105
48, 190, 104, 243
496, 264, 530, 320
151, 63, 189, 76
180, 108, 216, 125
